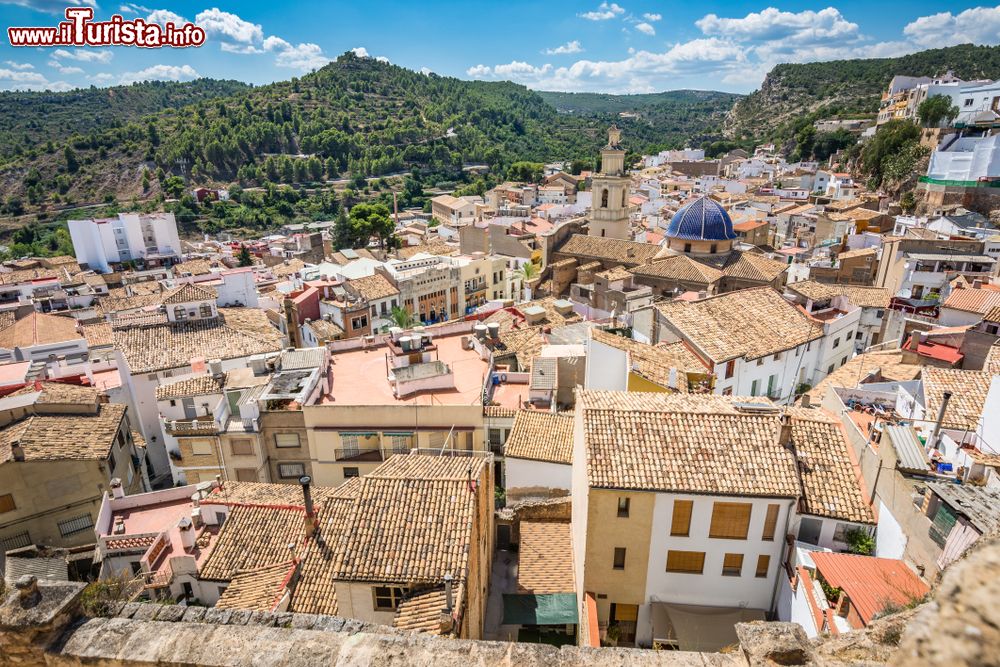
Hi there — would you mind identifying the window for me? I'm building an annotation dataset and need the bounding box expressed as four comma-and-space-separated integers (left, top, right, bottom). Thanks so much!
721, 386, 733, 396
827, 364, 834, 374
199, 303, 213, 318
277, 463, 305, 479
613, 547, 626, 570
274, 433, 300, 448
0, 493, 15, 513
722, 553, 744, 577
833, 523, 853, 543
1, 531, 31, 551
617, 497, 630, 518
755, 555, 770, 578
373, 586, 406, 611
756, 358, 764, 366
230, 439, 253, 456
684, 243, 692, 253
190, 439, 213, 456
58, 514, 94, 537
340, 433, 360, 458
762, 504, 780, 541
671, 499, 693, 536
235, 468, 257, 482
833, 337, 840, 348
601, 188, 609, 208
751, 380, 759, 396
343, 467, 360, 479
710, 244, 717, 254
964, 98, 974, 107
666, 550, 705, 574
709, 502, 752, 539
173, 305, 187, 321
387, 433, 412, 454
725, 360, 735, 379
351, 315, 368, 330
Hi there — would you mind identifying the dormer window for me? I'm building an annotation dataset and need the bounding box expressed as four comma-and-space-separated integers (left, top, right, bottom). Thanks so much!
199, 303, 213, 318
173, 306, 187, 321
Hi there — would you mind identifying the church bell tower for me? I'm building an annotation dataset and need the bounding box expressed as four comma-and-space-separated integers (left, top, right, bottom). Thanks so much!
588, 125, 631, 240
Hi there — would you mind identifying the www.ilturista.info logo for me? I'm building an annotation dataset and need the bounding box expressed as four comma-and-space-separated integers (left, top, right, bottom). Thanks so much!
8, 7, 205, 48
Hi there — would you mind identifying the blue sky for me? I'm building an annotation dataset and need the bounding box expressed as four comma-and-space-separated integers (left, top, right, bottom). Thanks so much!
1, 1, 999, 94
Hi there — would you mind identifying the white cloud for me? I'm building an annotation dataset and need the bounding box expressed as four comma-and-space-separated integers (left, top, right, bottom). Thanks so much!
420, 67, 433, 75
580, 2, 625, 21
263, 36, 291, 52
120, 64, 200, 84
4, 61, 34, 70
52, 48, 113, 63
272, 42, 330, 70
350, 47, 370, 58
643, 12, 661, 21
903, 5, 1000, 48
0, 67, 72, 91
47, 60, 84, 75
466, 64, 492, 78
195, 8, 263, 46
146, 9, 187, 26
89, 72, 116, 83
696, 7, 860, 44
119, 3, 151, 14
468, 38, 745, 92
544, 40, 584, 55
635, 22, 655, 35
2, 0, 95, 14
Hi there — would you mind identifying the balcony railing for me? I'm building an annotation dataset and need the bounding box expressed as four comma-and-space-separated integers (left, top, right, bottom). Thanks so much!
333, 448, 386, 463
164, 417, 219, 435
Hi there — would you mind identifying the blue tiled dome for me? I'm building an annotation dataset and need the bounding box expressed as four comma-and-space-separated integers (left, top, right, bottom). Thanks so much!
666, 196, 737, 242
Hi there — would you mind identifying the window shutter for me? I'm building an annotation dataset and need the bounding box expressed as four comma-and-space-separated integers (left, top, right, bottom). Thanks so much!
709, 502, 752, 539
762, 504, 780, 541
666, 550, 705, 574
670, 499, 693, 536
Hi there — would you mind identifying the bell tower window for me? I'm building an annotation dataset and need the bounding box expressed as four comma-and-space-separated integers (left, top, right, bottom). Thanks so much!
601, 189, 609, 208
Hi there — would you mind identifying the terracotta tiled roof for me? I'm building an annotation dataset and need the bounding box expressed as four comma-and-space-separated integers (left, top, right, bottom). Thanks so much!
270, 259, 306, 278
395, 241, 458, 260
656, 287, 822, 363
393, 587, 458, 635
789, 409, 875, 524
983, 306, 1000, 323
505, 411, 574, 464
95, 293, 164, 317
172, 259, 215, 277
8, 381, 99, 406
584, 406, 798, 496
516, 521, 574, 593
209, 481, 339, 507
595, 266, 632, 282
631, 255, 723, 284
786, 281, 890, 309
802, 351, 921, 406
557, 234, 661, 265
985, 341, 1000, 375
199, 504, 307, 580
113, 308, 283, 374
577, 389, 772, 413
809, 552, 929, 625
0, 311, 15, 331
921, 367, 991, 430
721, 251, 788, 283
0, 402, 126, 464
80, 322, 114, 347
305, 318, 344, 340
346, 273, 399, 301
0, 311, 82, 349
0, 267, 59, 286
155, 374, 223, 401
835, 247, 877, 260
103, 535, 156, 552
590, 328, 708, 389
162, 282, 217, 305
484, 405, 517, 418
216, 560, 296, 612
941, 287, 1000, 315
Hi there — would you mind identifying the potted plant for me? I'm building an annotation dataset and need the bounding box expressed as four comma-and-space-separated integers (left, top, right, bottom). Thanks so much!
605, 623, 621, 647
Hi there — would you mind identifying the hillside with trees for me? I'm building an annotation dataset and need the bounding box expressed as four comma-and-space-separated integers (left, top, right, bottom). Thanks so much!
726, 44, 1000, 147
0, 78, 250, 163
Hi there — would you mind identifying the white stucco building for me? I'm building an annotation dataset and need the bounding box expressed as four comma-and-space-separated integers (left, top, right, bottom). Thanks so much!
68, 212, 182, 273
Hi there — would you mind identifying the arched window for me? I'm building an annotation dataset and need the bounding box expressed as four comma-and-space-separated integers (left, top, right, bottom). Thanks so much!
622, 189, 627, 207
601, 188, 609, 208
173, 306, 187, 321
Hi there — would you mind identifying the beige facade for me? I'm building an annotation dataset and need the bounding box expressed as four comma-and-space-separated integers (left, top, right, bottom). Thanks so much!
259, 409, 313, 483
588, 127, 631, 241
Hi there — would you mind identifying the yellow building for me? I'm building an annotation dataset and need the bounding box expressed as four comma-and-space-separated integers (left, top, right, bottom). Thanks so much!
0, 382, 146, 551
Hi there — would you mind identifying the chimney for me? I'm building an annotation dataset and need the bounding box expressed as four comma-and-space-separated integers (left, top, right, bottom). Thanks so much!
177, 516, 196, 550
300, 475, 318, 538
11, 442, 24, 462
438, 573, 456, 634
778, 414, 793, 448
930, 390, 952, 449
109, 477, 125, 499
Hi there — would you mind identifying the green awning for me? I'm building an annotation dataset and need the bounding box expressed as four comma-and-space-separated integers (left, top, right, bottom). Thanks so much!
502, 593, 578, 626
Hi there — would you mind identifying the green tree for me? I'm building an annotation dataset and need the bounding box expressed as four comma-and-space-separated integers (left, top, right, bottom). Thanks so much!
163, 175, 186, 198
860, 120, 922, 188
389, 306, 414, 329
506, 161, 543, 183
518, 261, 538, 281
237, 244, 253, 267
917, 94, 959, 128
349, 201, 395, 248
64, 146, 79, 173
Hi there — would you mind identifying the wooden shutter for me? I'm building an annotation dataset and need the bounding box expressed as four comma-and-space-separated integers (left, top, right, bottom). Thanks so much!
0, 493, 15, 513
666, 550, 705, 574
756, 555, 771, 578
709, 502, 752, 539
670, 499, 693, 536
722, 553, 744, 576
762, 504, 780, 541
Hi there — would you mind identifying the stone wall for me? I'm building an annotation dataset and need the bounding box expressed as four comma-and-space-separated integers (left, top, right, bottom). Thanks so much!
5, 534, 1000, 666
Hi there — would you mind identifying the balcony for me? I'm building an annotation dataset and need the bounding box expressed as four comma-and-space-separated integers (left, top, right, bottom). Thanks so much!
164, 417, 219, 436
333, 448, 386, 463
